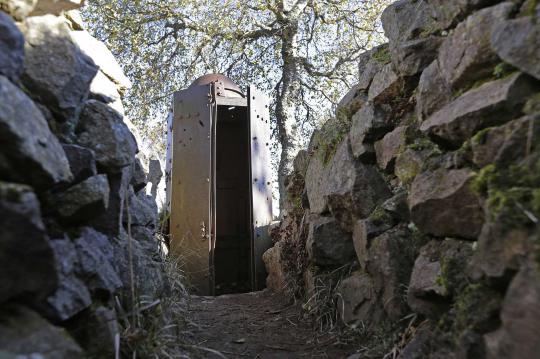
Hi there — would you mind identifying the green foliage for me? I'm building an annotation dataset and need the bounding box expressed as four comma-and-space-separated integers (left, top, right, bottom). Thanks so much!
453, 283, 502, 334
492, 62, 515, 79
371, 46, 391, 64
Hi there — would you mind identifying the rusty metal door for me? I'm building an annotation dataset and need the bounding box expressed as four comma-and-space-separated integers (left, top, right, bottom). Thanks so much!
170, 85, 214, 295
248, 86, 274, 290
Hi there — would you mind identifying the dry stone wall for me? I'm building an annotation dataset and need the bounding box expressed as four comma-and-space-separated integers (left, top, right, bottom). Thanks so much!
0, 2, 169, 357
264, 1, 540, 358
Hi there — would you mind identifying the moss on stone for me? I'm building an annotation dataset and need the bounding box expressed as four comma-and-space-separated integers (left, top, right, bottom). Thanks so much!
372, 47, 391, 65
470, 164, 497, 195
453, 283, 502, 334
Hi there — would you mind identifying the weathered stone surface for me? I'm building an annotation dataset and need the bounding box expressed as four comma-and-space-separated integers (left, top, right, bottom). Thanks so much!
292, 149, 309, 176
46, 174, 109, 223
420, 73, 539, 148
375, 125, 408, 171
30, 0, 82, 16
74, 227, 122, 296
336, 84, 368, 120
70, 30, 132, 92
0, 0, 37, 20
323, 140, 391, 229
21, 15, 98, 126
40, 238, 91, 322
64, 9, 85, 30
438, 2, 515, 89
491, 13, 540, 81
90, 167, 130, 236
148, 159, 163, 199
306, 215, 355, 267
395, 148, 430, 185
0, 182, 57, 304
409, 168, 484, 239
408, 239, 474, 317
130, 158, 147, 192
62, 144, 97, 184
485, 262, 540, 359
416, 60, 452, 122
350, 102, 395, 155
89, 70, 121, 104
262, 241, 288, 292
76, 100, 138, 172
67, 306, 119, 358
0, 12, 24, 81
425, 0, 499, 29
0, 76, 73, 189
381, 0, 442, 43
368, 64, 403, 103
336, 271, 382, 326
367, 226, 414, 320
471, 115, 540, 168
357, 44, 388, 90
124, 187, 158, 229
0, 305, 83, 358
390, 36, 442, 77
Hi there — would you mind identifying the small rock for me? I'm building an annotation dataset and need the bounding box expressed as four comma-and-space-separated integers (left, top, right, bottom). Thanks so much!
0, 305, 83, 358
416, 60, 452, 122
409, 168, 484, 239
30, 0, 83, 16
420, 73, 539, 148
394, 148, 431, 185
46, 174, 109, 224
390, 36, 443, 77
124, 187, 158, 229
0, 182, 57, 304
89, 70, 121, 104
62, 144, 97, 184
336, 271, 382, 326
350, 102, 395, 153
0, 75, 73, 189
76, 100, 138, 173
335, 84, 368, 120
130, 158, 148, 193
491, 13, 540, 81
381, 0, 442, 43
70, 30, 132, 92
306, 215, 355, 267
437, 2, 515, 89
0, 0, 37, 20
262, 241, 288, 293
21, 15, 98, 129
0, 12, 24, 81
425, 0, 497, 29
74, 227, 122, 296
39, 238, 92, 322
484, 262, 540, 359
357, 44, 388, 90
368, 63, 403, 104
374, 125, 409, 171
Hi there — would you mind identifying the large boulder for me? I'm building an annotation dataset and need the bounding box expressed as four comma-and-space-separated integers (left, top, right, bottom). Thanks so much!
409, 168, 484, 239
381, 0, 442, 43
0, 182, 57, 304
39, 238, 92, 322
45, 174, 109, 224
306, 215, 355, 267
490, 10, 540, 81
62, 144, 97, 184
416, 60, 452, 122
484, 262, 540, 359
76, 100, 138, 173
420, 73, 539, 148
0, 305, 83, 358
70, 30, 132, 92
437, 2, 515, 89
0, 0, 37, 20
0, 12, 24, 81
21, 15, 98, 133
30, 0, 83, 16
74, 227, 122, 297
0, 76, 73, 189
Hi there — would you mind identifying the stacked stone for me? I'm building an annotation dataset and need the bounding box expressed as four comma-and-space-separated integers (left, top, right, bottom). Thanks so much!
264, 0, 540, 357
0, 1, 168, 357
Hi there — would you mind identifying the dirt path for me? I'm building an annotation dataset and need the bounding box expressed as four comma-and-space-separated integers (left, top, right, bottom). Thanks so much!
184, 290, 357, 358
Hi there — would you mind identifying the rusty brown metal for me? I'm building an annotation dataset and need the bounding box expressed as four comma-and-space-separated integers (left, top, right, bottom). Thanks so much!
170, 85, 213, 295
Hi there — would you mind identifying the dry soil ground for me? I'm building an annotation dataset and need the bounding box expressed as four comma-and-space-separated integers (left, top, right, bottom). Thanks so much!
185, 290, 357, 358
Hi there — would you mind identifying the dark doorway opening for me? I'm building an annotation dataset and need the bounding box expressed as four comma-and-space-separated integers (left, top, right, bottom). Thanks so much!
214, 105, 252, 295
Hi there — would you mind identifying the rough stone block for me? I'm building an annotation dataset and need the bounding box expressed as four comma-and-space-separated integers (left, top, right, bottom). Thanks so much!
409, 168, 484, 239
374, 125, 408, 171
368, 63, 403, 104
0, 75, 73, 189
306, 215, 355, 267
0, 12, 24, 81
381, 0, 443, 43
416, 60, 452, 122
62, 144, 97, 184
336, 271, 382, 326
390, 36, 442, 77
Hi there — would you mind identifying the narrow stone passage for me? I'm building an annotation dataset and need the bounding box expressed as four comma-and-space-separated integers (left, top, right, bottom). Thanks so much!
185, 290, 356, 358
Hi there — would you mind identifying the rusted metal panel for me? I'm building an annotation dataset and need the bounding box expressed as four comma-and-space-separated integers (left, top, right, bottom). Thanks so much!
170, 86, 214, 295
248, 86, 274, 290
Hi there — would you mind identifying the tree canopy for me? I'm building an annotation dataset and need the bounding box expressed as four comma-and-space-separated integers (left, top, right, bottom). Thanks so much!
82, 0, 390, 208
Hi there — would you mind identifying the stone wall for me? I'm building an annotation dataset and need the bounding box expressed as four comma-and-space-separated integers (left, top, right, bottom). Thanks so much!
264, 1, 540, 357
0, 2, 169, 357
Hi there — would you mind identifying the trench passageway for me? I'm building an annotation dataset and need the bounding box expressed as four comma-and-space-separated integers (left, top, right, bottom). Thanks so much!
185, 290, 356, 358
